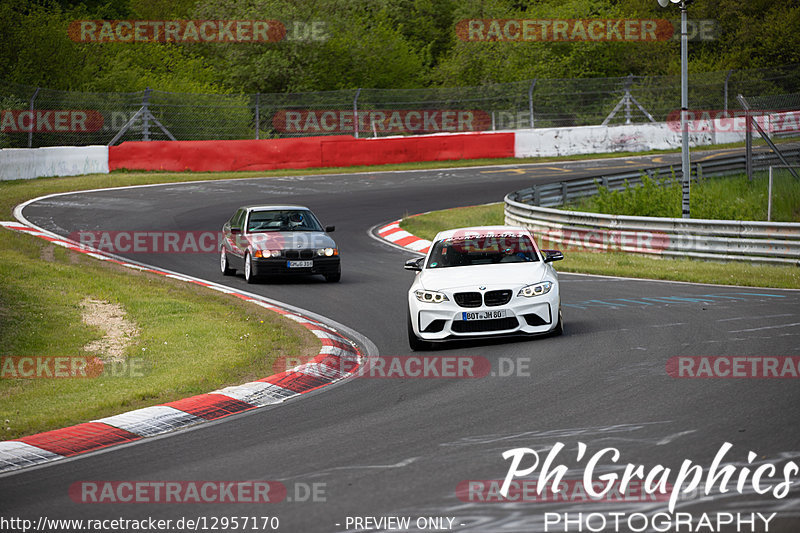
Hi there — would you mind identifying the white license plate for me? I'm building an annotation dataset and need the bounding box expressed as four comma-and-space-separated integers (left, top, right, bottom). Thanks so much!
287, 260, 313, 268
462, 309, 507, 321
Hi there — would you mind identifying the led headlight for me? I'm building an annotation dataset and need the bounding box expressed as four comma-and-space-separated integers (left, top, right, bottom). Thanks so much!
414, 290, 449, 304
317, 248, 338, 257
518, 281, 553, 297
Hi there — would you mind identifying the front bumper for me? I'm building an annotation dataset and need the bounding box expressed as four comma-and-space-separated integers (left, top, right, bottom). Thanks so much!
409, 288, 559, 341
252, 256, 340, 276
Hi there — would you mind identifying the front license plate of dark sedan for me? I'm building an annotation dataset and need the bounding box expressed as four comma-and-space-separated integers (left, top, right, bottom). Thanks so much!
462, 309, 507, 321
287, 260, 313, 268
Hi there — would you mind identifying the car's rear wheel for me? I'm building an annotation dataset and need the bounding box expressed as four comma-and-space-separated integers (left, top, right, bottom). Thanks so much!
244, 252, 257, 284
407, 312, 433, 351
220, 248, 235, 276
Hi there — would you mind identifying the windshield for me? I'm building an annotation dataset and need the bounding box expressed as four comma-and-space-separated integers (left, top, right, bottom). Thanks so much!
426, 234, 539, 269
247, 210, 323, 233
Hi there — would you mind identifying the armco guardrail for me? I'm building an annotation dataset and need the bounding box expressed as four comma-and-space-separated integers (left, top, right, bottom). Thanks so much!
505, 148, 800, 265
511, 147, 800, 207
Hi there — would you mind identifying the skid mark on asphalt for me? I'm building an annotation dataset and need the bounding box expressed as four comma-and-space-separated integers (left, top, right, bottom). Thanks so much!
728, 322, 800, 333
716, 313, 795, 322
565, 293, 788, 310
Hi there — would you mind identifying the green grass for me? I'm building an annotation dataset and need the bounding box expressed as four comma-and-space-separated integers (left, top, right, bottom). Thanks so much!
400, 203, 800, 289
0, 228, 318, 439
568, 170, 800, 222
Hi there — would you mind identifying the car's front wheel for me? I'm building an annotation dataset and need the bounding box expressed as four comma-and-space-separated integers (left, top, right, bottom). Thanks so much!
220, 247, 235, 276
324, 269, 341, 283
244, 252, 257, 284
407, 312, 433, 351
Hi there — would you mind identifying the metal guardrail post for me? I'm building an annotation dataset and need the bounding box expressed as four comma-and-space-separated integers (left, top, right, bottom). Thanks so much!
533, 186, 541, 206
27, 87, 40, 148
561, 182, 569, 205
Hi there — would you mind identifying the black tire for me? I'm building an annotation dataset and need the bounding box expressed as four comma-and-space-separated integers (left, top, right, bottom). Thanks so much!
324, 270, 341, 283
244, 252, 257, 284
551, 307, 563, 336
220, 247, 235, 276
407, 312, 432, 351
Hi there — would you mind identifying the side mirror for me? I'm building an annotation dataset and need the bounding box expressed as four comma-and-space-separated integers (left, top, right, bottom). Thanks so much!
325, 225, 336, 233
404, 257, 424, 271
543, 250, 564, 263
230, 227, 241, 235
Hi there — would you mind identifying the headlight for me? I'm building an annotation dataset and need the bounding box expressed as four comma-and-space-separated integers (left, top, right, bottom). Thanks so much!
518, 281, 553, 297
414, 290, 449, 304
254, 250, 281, 258
317, 248, 338, 257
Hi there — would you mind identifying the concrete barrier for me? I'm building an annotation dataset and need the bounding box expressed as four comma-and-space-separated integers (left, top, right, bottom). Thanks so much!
513, 122, 746, 158
0, 146, 109, 181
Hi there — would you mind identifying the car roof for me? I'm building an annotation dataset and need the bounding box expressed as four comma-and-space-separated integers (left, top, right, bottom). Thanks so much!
242, 205, 311, 212
432, 225, 533, 241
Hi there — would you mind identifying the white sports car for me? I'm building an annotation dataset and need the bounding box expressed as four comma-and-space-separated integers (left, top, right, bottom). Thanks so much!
405, 226, 563, 350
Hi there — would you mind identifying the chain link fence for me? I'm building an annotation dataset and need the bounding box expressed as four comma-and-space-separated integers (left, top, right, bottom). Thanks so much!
1, 64, 798, 148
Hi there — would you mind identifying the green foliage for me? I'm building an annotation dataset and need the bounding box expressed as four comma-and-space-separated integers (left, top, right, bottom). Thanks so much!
591, 173, 681, 217
1, 0, 798, 95
574, 171, 800, 222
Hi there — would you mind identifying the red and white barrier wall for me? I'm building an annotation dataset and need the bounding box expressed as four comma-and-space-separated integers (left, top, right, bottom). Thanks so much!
0, 123, 751, 181
107, 132, 515, 172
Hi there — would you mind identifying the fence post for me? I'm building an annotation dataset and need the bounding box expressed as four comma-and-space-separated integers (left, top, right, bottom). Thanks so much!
255, 93, 260, 139
625, 74, 633, 124
723, 69, 733, 114
353, 88, 361, 138
142, 88, 151, 141
528, 79, 537, 129
27, 87, 40, 148
533, 186, 541, 206
561, 182, 569, 205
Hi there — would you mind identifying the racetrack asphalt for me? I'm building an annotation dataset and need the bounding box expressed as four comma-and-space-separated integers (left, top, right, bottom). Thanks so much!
3, 147, 800, 532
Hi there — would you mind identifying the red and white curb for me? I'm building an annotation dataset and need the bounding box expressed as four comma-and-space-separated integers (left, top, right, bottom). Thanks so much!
0, 220, 366, 474
375, 220, 431, 254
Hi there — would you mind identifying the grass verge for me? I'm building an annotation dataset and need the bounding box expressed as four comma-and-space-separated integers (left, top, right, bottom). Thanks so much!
400, 203, 800, 289
0, 228, 319, 439
567, 169, 800, 222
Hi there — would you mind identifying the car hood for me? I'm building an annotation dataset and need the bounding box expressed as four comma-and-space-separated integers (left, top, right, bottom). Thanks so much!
246, 231, 335, 250
418, 262, 547, 291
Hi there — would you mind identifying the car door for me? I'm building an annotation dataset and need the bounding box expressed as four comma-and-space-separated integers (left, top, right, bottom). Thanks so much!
225, 209, 247, 268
